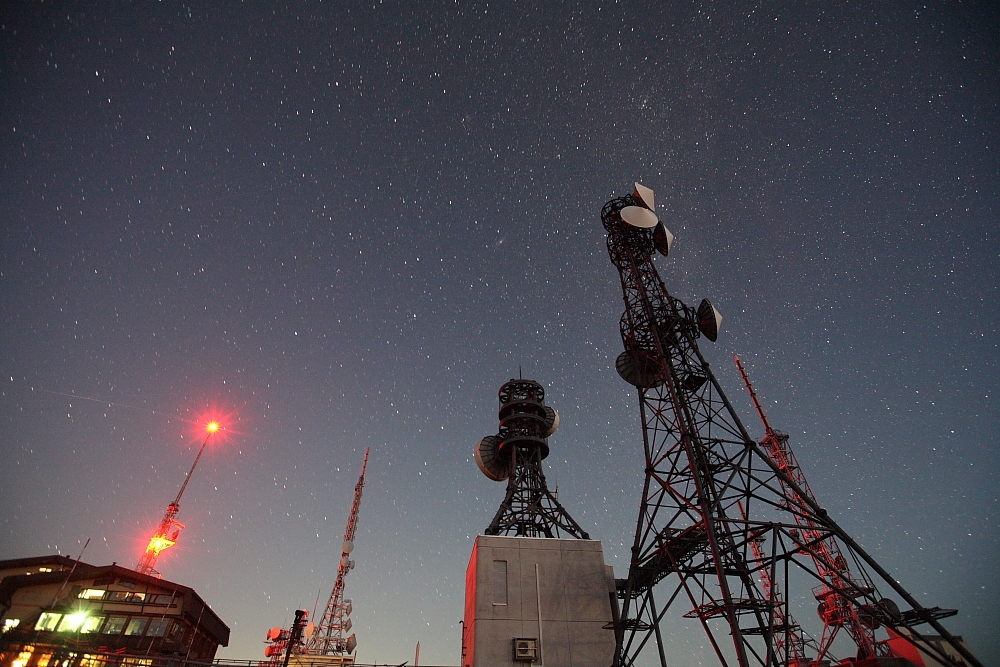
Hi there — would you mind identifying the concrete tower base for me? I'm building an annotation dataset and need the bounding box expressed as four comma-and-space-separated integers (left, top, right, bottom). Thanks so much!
462, 535, 616, 667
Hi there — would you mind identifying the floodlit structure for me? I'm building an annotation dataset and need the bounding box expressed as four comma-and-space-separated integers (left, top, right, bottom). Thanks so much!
0, 555, 229, 667
464, 379, 615, 667
136, 421, 220, 578
600, 182, 980, 667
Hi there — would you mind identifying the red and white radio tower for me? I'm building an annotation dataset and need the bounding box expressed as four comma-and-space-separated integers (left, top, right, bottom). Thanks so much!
262, 449, 370, 666
306, 448, 369, 657
136, 421, 220, 578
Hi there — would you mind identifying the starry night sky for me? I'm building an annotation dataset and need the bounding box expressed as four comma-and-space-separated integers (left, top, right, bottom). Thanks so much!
1, 2, 997, 665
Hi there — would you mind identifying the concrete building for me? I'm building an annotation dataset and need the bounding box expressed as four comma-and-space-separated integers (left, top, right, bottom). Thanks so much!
0, 555, 229, 667
462, 536, 616, 667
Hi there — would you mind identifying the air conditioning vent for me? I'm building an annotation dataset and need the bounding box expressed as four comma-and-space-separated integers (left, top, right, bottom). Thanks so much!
513, 638, 538, 662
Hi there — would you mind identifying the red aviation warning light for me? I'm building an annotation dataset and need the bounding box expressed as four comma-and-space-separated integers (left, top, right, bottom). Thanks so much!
135, 420, 222, 578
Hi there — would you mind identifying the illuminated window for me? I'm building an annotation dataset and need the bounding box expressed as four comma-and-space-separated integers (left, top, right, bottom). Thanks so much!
102, 616, 127, 634
79, 655, 104, 667
55, 652, 77, 667
57, 613, 88, 632
146, 618, 171, 637
79, 589, 107, 600
11, 646, 33, 667
35, 612, 62, 631
125, 618, 148, 636
36, 654, 52, 667
2, 618, 20, 632
122, 659, 152, 667
39, 567, 53, 573
81, 616, 105, 634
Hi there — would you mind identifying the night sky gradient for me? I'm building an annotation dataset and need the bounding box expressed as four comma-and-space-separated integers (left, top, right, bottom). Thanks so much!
2, 2, 997, 665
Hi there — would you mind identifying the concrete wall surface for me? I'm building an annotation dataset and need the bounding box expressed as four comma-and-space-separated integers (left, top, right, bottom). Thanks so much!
462, 536, 615, 667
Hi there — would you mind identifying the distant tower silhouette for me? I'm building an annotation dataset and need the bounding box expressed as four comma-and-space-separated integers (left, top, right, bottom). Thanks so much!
474, 378, 589, 539
601, 182, 979, 667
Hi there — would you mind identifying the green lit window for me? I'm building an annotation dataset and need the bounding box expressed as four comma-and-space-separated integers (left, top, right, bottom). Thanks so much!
102, 616, 127, 634
57, 613, 88, 632
78, 589, 107, 600
81, 616, 105, 634
124, 618, 148, 636
35, 612, 62, 631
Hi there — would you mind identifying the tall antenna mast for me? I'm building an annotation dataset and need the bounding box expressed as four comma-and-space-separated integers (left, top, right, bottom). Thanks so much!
136, 421, 220, 578
600, 183, 978, 667
306, 448, 369, 656
734, 355, 890, 663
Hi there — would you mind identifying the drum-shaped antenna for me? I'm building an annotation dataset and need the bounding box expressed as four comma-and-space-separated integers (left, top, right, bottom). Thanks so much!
474, 435, 510, 481
266, 627, 283, 641
616, 350, 666, 388
633, 182, 655, 210
697, 298, 723, 342
543, 406, 560, 437
653, 222, 674, 257
620, 205, 659, 229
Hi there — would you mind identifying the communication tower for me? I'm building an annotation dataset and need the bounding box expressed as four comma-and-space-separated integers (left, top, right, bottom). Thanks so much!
262, 449, 368, 666
601, 183, 979, 667
136, 420, 220, 578
474, 378, 589, 539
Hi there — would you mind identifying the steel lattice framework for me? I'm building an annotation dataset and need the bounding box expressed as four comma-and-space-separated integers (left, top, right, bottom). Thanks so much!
477, 378, 590, 539
601, 187, 980, 667
306, 448, 368, 657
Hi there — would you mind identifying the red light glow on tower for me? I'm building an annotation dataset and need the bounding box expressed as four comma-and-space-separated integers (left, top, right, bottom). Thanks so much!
135, 420, 222, 578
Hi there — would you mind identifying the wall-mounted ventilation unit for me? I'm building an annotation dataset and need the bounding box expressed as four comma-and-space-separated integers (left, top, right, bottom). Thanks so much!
513, 638, 539, 662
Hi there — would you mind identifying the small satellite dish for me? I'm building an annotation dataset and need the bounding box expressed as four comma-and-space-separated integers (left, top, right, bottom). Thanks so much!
620, 205, 659, 229
474, 435, 510, 481
342, 540, 354, 554
304, 622, 315, 639
543, 406, 559, 437
653, 222, 674, 256
266, 627, 283, 641
633, 182, 655, 211
697, 298, 723, 342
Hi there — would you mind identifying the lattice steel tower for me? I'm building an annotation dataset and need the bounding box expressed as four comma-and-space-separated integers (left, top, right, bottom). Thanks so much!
601, 183, 979, 667
474, 378, 589, 539
307, 448, 368, 657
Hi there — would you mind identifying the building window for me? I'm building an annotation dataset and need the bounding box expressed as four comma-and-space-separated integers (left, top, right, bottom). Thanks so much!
125, 618, 148, 636
35, 613, 62, 631
148, 594, 178, 605
57, 613, 88, 632
78, 589, 107, 600
107, 591, 145, 603
102, 616, 127, 634
493, 560, 508, 605
81, 616, 105, 634
79, 655, 104, 667
146, 618, 171, 637
2, 618, 20, 633
35, 654, 52, 667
